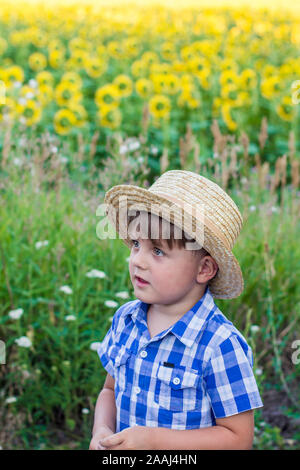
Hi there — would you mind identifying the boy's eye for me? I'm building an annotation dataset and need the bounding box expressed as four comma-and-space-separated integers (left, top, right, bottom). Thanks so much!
130, 240, 164, 256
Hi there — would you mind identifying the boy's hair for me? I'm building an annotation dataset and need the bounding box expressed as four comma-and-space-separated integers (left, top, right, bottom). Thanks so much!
127, 210, 209, 258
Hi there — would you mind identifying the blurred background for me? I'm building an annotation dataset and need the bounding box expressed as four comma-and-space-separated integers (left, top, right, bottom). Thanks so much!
0, 0, 299, 449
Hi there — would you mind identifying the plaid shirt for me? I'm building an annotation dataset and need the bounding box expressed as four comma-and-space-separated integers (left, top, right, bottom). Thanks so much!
98, 287, 263, 432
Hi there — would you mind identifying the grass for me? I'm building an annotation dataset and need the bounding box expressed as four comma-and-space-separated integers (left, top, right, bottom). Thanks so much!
0, 122, 299, 449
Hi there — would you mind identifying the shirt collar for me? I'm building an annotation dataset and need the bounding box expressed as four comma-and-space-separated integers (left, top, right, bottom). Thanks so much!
126, 286, 217, 348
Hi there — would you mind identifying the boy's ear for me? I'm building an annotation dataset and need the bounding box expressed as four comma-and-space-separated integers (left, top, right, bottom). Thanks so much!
197, 255, 219, 283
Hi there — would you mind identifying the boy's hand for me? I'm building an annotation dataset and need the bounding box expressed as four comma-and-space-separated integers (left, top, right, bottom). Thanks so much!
89, 425, 115, 450
100, 425, 154, 450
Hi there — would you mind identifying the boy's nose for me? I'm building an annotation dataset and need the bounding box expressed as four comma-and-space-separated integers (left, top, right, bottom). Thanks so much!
132, 248, 148, 270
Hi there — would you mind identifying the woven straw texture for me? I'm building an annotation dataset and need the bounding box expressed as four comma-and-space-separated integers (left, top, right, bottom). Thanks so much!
104, 170, 244, 299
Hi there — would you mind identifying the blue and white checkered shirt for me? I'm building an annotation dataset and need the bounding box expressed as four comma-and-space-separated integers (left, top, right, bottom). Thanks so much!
98, 287, 263, 432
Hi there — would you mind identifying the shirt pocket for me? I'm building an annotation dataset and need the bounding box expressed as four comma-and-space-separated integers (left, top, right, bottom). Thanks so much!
108, 345, 132, 391
154, 363, 200, 412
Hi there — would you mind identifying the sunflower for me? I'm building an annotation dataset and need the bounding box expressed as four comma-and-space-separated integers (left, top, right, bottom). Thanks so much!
85, 56, 107, 78
16, 99, 42, 126
107, 40, 123, 59
135, 78, 153, 99
54, 108, 77, 135
66, 50, 88, 70
69, 37, 89, 52
148, 94, 171, 119
69, 103, 87, 127
164, 74, 180, 95
0, 97, 15, 122
238, 69, 257, 90
195, 68, 211, 90
38, 84, 54, 105
221, 103, 237, 131
141, 51, 159, 67
61, 72, 82, 89
36, 71, 54, 88
28, 52, 47, 72
219, 69, 240, 87
131, 60, 146, 78
113, 74, 133, 98
177, 90, 201, 109
187, 57, 210, 75
98, 104, 122, 129
95, 84, 120, 109
276, 95, 295, 121
180, 45, 194, 62
55, 81, 82, 107
151, 73, 167, 94
161, 42, 177, 61
49, 50, 64, 69
261, 76, 282, 99
3, 65, 24, 86
221, 83, 239, 103
123, 37, 140, 57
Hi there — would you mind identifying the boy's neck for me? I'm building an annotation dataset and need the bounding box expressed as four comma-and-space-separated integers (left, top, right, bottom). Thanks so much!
147, 283, 208, 324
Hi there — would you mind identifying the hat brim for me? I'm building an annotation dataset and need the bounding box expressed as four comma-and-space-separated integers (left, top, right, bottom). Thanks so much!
104, 184, 244, 299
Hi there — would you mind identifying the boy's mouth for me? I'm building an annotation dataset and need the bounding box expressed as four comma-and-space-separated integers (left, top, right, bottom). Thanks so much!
134, 275, 149, 285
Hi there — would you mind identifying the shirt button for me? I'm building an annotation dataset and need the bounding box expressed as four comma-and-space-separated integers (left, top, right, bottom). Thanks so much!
134, 386, 141, 395
173, 377, 181, 385
140, 350, 147, 358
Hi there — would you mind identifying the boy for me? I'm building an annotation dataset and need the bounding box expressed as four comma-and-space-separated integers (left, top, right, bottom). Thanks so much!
90, 170, 263, 450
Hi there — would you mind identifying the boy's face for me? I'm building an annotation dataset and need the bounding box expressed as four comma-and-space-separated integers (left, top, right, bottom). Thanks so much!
128, 235, 205, 309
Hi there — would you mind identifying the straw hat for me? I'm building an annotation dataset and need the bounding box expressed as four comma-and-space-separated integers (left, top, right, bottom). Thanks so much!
104, 170, 244, 299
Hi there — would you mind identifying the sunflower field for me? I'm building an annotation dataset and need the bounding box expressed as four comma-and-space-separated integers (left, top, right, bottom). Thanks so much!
0, 0, 299, 159
0, 0, 300, 451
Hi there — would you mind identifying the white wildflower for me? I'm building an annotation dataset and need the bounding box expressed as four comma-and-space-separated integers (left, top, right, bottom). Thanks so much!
13, 157, 22, 166
104, 300, 118, 308
249, 205, 256, 212
128, 140, 140, 152
125, 256, 130, 263
81, 408, 90, 415
65, 315, 76, 321
5, 396, 17, 404
271, 206, 279, 213
85, 269, 106, 279
255, 367, 263, 376
8, 308, 24, 320
28, 79, 38, 88
15, 336, 32, 348
90, 341, 101, 351
115, 291, 129, 299
59, 285, 73, 295
18, 97, 27, 106
35, 240, 49, 250
119, 144, 128, 155
250, 325, 260, 334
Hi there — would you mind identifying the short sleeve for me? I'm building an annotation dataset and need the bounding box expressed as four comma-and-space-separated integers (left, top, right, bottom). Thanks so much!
97, 325, 116, 377
203, 335, 263, 418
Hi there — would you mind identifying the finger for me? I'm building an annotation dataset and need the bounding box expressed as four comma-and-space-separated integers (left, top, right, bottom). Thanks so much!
100, 433, 124, 448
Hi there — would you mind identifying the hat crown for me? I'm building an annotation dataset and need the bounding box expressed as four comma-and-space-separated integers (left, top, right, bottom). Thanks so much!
148, 170, 243, 250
